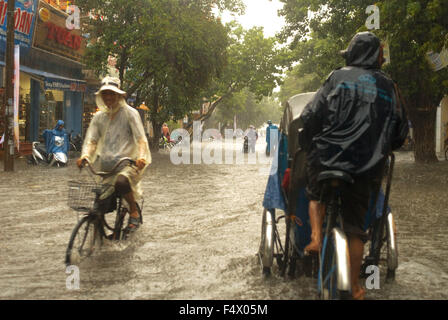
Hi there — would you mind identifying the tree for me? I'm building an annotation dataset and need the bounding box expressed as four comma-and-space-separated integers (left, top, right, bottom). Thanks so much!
278, 0, 448, 163
77, 0, 243, 149
276, 67, 321, 103
185, 23, 289, 131
206, 88, 283, 130
376, 0, 448, 162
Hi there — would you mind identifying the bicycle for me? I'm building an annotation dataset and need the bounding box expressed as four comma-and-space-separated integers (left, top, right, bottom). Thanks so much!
361, 153, 398, 282
317, 153, 397, 299
65, 157, 143, 266
159, 136, 175, 151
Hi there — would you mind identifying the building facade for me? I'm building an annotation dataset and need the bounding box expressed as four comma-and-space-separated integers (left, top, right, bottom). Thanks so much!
0, 0, 86, 143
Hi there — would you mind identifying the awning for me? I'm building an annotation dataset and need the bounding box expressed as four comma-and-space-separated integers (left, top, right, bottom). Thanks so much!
0, 61, 86, 92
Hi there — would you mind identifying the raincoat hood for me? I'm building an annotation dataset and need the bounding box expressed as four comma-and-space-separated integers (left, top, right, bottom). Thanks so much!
95, 94, 127, 114
340, 32, 381, 69
54, 120, 64, 131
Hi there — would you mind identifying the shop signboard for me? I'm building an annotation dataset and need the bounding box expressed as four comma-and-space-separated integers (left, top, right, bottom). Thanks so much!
32, 0, 85, 62
0, 0, 38, 52
44, 77, 86, 92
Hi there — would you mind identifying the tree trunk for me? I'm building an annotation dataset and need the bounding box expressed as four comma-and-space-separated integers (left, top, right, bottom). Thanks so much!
409, 107, 438, 163
149, 120, 162, 152
184, 96, 225, 133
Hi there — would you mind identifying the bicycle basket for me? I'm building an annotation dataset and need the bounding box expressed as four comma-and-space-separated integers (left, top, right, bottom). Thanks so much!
67, 181, 100, 212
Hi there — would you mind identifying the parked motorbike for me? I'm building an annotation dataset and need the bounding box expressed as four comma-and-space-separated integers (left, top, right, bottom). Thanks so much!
69, 130, 83, 152
29, 141, 67, 167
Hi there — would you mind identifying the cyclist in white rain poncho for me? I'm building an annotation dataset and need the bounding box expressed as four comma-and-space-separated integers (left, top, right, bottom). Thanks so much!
77, 76, 151, 230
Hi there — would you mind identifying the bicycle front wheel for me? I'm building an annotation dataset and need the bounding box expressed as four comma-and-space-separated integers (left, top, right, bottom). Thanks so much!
318, 227, 351, 300
65, 216, 101, 266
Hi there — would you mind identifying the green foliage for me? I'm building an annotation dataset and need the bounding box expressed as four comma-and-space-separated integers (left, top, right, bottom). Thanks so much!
78, 0, 285, 141
207, 89, 282, 129
278, 0, 448, 162
189, 22, 290, 129
77, 0, 244, 126
277, 67, 321, 103
375, 0, 448, 107
201, 23, 288, 105
278, 0, 448, 104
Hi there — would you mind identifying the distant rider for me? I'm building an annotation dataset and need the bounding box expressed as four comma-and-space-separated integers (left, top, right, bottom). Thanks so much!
265, 120, 278, 156
162, 123, 171, 141
246, 125, 258, 153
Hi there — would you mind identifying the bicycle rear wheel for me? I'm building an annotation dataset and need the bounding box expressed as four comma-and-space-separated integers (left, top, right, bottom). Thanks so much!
362, 212, 398, 281
318, 228, 351, 300
65, 216, 101, 266
385, 212, 398, 281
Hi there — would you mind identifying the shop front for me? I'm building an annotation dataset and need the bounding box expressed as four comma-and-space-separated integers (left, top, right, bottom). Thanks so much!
1, 0, 86, 144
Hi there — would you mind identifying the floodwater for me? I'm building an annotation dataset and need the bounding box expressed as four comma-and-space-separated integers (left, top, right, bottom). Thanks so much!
0, 141, 447, 300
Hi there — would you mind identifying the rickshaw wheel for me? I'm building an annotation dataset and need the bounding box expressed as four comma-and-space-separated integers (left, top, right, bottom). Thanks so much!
258, 209, 274, 275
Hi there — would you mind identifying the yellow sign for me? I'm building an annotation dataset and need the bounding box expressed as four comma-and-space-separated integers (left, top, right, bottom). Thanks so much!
39, 8, 50, 22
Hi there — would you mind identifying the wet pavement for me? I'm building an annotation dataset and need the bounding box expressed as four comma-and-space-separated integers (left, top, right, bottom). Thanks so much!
0, 141, 447, 300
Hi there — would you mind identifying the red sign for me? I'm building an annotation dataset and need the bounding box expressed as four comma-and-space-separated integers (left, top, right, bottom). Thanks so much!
46, 21, 82, 50
32, 1, 85, 62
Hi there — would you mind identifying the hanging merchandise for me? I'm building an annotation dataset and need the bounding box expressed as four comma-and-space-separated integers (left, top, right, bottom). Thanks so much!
426, 47, 448, 72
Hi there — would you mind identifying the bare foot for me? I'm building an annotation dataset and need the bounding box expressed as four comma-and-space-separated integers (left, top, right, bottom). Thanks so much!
352, 287, 365, 300
304, 240, 321, 254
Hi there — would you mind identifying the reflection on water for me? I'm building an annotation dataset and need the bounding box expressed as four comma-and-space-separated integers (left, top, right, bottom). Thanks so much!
0, 148, 447, 299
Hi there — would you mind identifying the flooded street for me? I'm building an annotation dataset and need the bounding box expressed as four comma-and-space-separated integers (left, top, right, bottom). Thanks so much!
0, 142, 447, 300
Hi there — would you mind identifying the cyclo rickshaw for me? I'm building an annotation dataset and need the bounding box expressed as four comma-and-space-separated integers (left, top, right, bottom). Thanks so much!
258, 92, 398, 299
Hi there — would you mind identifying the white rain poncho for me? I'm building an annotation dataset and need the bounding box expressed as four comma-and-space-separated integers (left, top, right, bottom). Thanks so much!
81, 95, 151, 200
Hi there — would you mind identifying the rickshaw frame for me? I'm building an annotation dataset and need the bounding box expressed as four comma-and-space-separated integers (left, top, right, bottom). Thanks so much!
258, 92, 398, 297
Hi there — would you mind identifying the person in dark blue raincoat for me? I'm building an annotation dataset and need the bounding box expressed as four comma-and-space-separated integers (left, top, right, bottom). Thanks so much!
42, 120, 69, 156
299, 32, 408, 299
265, 120, 278, 156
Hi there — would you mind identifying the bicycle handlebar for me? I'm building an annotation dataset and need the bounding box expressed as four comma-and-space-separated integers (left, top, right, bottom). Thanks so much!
80, 157, 136, 177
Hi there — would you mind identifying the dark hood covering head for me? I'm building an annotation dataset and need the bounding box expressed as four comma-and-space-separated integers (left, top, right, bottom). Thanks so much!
340, 32, 381, 69
54, 120, 64, 130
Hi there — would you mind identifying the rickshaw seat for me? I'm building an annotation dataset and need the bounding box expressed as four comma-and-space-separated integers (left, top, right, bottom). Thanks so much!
317, 170, 354, 184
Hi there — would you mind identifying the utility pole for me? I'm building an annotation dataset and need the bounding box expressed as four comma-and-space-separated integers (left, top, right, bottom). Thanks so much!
3, 0, 15, 171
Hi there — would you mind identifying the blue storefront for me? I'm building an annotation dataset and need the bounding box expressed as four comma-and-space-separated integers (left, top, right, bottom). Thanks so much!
1, 0, 86, 142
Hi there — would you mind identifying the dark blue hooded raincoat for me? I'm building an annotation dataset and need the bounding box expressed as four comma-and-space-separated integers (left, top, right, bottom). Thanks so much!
43, 120, 69, 155
300, 32, 409, 176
